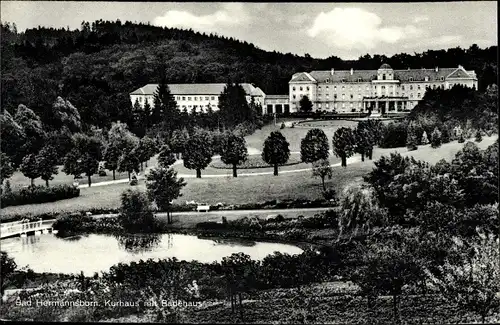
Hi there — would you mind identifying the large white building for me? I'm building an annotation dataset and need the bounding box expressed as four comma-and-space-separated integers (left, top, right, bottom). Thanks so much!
289, 64, 478, 114
130, 83, 266, 113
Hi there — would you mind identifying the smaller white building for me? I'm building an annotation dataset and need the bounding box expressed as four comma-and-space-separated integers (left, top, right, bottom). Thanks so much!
130, 83, 266, 113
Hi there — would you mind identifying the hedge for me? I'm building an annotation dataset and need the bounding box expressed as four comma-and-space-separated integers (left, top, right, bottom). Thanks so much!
0, 185, 80, 208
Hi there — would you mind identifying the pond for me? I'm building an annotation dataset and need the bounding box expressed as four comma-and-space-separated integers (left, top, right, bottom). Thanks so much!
0, 233, 303, 275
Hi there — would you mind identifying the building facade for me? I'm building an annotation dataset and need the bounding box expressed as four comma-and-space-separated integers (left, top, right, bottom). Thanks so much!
130, 83, 266, 113
263, 95, 290, 115
289, 64, 478, 114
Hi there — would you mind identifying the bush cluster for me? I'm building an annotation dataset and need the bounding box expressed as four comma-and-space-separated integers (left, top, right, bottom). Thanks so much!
1, 185, 80, 208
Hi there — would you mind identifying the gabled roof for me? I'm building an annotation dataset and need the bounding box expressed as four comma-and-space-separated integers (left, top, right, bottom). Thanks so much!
290, 72, 316, 83
292, 67, 477, 83
130, 83, 264, 96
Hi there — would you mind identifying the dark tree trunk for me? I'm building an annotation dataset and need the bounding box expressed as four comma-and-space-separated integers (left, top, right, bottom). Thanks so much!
232, 164, 237, 177
45, 179, 49, 187
113, 170, 116, 180
196, 169, 201, 178
393, 294, 399, 324
368, 148, 373, 160
145, 160, 148, 168
238, 292, 243, 320
140, 162, 144, 171
273, 163, 278, 176
88, 175, 92, 187
128, 172, 131, 181
341, 155, 347, 167
361, 152, 365, 162
30, 178, 34, 187
321, 177, 326, 191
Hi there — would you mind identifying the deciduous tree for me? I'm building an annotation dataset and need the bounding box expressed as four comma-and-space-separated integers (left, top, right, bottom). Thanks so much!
145, 167, 186, 224
63, 133, 103, 187
219, 132, 248, 177
262, 131, 290, 176
0, 153, 14, 187
332, 127, 356, 167
157, 144, 176, 168
104, 142, 121, 180
182, 128, 214, 178
312, 158, 332, 191
119, 189, 156, 233
431, 127, 442, 148
300, 128, 329, 163
20, 153, 40, 186
37, 145, 59, 186
118, 148, 141, 181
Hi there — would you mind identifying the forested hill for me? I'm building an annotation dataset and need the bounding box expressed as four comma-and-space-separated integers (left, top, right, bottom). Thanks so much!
1, 20, 497, 130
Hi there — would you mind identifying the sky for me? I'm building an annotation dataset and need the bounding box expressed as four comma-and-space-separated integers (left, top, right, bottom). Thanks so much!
1, 1, 497, 59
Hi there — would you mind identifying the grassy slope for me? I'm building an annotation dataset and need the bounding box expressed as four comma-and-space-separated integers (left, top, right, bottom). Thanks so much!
2, 136, 495, 218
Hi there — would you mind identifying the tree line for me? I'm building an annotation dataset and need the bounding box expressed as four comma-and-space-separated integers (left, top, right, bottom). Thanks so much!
1, 20, 497, 133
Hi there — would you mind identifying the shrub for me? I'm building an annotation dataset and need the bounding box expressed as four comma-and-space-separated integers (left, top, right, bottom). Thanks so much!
98, 168, 107, 177
431, 128, 442, 148
118, 189, 156, 233
458, 133, 465, 143
280, 122, 285, 129
0, 184, 80, 208
379, 122, 407, 148
322, 188, 337, 202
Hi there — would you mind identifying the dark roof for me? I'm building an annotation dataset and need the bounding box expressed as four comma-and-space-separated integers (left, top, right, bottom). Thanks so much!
380, 63, 392, 69
290, 72, 315, 82
292, 67, 476, 83
130, 83, 263, 96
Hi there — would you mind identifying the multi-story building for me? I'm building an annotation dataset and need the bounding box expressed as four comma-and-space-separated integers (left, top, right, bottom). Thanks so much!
130, 83, 266, 113
289, 64, 478, 114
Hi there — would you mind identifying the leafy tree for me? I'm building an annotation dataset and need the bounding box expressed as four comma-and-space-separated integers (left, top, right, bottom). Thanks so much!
421, 130, 429, 144
36, 145, 59, 186
354, 127, 373, 161
104, 142, 121, 180
157, 144, 176, 168
312, 158, 332, 191
135, 136, 157, 170
431, 127, 442, 148
170, 128, 189, 159
0, 251, 17, 304
352, 234, 424, 324
19, 153, 40, 186
0, 153, 14, 187
119, 189, 156, 233
183, 128, 214, 178
300, 128, 329, 163
145, 167, 186, 224
108, 121, 139, 152
299, 95, 313, 112
332, 127, 356, 167
63, 133, 103, 187
0, 110, 26, 168
358, 119, 384, 155
406, 122, 419, 151
118, 148, 141, 181
262, 131, 290, 176
426, 233, 500, 324
475, 129, 483, 142
219, 132, 248, 177
337, 184, 387, 240
14, 104, 46, 156
50, 96, 82, 133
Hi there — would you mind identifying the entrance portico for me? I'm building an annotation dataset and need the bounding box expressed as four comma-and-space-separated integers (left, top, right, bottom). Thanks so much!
363, 96, 410, 115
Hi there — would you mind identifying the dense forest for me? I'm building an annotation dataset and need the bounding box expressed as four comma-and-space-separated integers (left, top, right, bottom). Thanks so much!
1, 20, 498, 131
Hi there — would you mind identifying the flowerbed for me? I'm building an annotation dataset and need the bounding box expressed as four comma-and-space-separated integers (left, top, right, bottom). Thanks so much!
210, 155, 302, 169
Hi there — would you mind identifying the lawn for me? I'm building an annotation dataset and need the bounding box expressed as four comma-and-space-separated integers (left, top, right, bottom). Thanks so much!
2, 134, 496, 218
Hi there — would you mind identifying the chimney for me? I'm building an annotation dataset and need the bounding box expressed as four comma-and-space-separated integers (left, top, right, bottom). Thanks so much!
350, 68, 353, 75
435, 67, 439, 72
331, 68, 335, 75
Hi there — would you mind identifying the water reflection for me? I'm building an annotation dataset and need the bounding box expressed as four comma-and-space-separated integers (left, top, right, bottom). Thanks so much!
115, 233, 163, 254
1, 233, 303, 275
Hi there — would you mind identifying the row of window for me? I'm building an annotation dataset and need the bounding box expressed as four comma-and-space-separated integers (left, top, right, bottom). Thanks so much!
292, 82, 446, 94
176, 96, 216, 101
294, 92, 423, 100
180, 104, 218, 110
